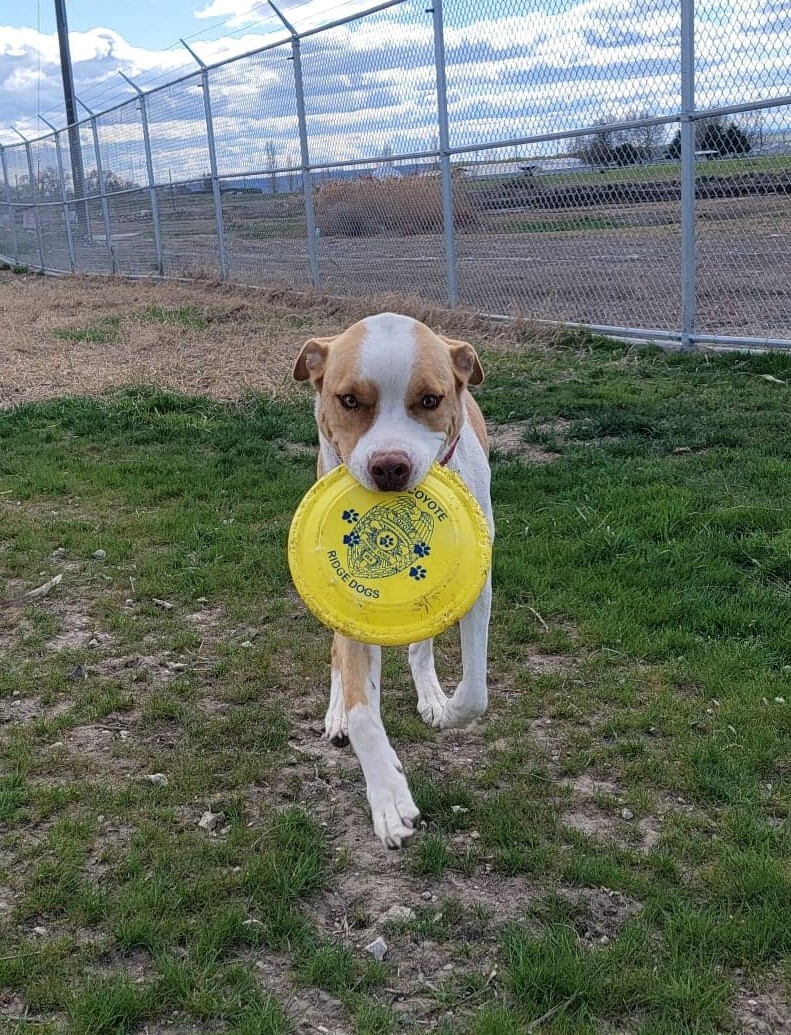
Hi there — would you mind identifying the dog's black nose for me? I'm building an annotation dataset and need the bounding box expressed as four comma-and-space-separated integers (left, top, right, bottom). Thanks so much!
369, 451, 412, 491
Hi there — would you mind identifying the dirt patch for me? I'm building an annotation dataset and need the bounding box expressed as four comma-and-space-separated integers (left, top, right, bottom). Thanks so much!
558, 773, 667, 854
731, 980, 791, 1034
487, 420, 562, 463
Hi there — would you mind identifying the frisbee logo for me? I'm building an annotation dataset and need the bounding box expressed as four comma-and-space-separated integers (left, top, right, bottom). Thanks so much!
341, 495, 436, 582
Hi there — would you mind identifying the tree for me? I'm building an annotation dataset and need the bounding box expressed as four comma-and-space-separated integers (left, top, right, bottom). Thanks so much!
264, 140, 278, 194
572, 118, 617, 167
83, 168, 138, 194
620, 108, 666, 161
609, 142, 639, 166
666, 117, 752, 158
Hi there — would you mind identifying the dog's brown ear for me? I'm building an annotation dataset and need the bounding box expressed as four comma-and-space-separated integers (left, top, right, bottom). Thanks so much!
293, 336, 333, 384
442, 336, 484, 386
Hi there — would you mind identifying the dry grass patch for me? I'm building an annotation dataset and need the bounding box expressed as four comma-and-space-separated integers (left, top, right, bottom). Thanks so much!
0, 270, 548, 409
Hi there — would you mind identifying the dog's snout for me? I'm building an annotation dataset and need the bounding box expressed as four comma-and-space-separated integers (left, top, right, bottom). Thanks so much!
369, 451, 412, 491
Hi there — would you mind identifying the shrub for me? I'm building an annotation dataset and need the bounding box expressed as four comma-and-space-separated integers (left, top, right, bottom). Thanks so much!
314, 173, 478, 236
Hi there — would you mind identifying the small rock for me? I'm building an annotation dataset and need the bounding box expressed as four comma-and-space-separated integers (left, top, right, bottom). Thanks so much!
198, 810, 224, 832
145, 773, 169, 787
364, 935, 388, 961
68, 664, 86, 680
421, 891, 434, 901
153, 598, 174, 610
450, 805, 469, 814
621, 808, 635, 821
379, 905, 416, 924
32, 926, 47, 936
92, 549, 106, 560
87, 638, 100, 649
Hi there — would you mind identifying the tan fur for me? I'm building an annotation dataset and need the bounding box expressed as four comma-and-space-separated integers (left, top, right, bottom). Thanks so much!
332, 634, 373, 710
465, 392, 488, 454
406, 325, 467, 444
295, 322, 382, 464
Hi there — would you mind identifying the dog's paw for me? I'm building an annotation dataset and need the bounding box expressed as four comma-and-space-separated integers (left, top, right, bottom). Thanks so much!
418, 688, 449, 729
437, 686, 487, 730
368, 768, 422, 849
323, 704, 348, 746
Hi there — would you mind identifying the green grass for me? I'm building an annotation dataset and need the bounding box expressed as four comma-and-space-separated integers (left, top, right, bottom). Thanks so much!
1, 337, 790, 1033
53, 316, 121, 344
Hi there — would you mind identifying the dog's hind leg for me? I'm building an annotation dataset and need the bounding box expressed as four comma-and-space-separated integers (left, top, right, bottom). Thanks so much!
439, 573, 492, 730
409, 638, 449, 729
335, 634, 421, 848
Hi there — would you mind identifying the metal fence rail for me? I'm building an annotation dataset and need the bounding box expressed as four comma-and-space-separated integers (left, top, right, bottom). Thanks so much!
1, 0, 790, 349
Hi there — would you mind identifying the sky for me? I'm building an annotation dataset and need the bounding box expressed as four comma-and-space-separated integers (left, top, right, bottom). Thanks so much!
0, 0, 385, 136
0, 0, 788, 176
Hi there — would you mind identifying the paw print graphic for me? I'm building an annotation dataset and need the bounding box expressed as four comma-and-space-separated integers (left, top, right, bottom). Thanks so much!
342, 509, 359, 524
413, 542, 431, 558
409, 565, 428, 581
378, 534, 396, 549
343, 531, 361, 546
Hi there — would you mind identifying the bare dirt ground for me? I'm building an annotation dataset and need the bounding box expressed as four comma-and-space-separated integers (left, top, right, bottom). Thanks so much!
224, 192, 791, 342
5, 190, 790, 346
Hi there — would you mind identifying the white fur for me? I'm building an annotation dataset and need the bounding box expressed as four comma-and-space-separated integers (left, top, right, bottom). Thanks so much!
343, 315, 448, 491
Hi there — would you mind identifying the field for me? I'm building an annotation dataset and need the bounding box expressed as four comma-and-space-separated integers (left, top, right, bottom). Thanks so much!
3, 155, 791, 344
1, 271, 790, 1034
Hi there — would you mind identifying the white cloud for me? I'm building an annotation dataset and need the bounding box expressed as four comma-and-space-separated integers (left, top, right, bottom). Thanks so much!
0, 0, 787, 169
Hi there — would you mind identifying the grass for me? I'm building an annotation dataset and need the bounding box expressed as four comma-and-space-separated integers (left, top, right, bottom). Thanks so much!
1, 326, 790, 1033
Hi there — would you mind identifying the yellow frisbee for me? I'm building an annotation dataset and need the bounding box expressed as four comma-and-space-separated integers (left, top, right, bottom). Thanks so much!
288, 464, 491, 646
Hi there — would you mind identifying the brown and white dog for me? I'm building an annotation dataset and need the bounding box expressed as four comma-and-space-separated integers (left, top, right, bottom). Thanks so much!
293, 312, 493, 848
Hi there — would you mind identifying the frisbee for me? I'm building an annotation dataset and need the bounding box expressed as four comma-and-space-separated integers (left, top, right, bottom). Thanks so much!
288, 464, 491, 646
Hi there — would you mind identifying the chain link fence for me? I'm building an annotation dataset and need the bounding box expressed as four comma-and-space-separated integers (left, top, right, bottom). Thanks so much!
1, 0, 790, 348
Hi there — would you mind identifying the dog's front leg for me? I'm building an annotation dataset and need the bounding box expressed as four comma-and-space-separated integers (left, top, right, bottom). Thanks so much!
334, 633, 421, 848
439, 573, 492, 729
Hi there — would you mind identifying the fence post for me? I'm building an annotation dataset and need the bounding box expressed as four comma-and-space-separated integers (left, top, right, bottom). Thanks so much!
679, 0, 696, 351
76, 99, 117, 273
119, 72, 165, 276
269, 2, 321, 289
430, 0, 459, 308
12, 129, 46, 270
180, 40, 229, 280
39, 116, 77, 272
0, 144, 21, 261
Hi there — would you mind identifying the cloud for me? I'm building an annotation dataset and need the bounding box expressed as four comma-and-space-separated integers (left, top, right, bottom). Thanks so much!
195, 0, 379, 31
0, 0, 786, 172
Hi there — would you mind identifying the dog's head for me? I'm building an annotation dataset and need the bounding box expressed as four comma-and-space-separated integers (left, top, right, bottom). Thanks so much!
293, 312, 483, 492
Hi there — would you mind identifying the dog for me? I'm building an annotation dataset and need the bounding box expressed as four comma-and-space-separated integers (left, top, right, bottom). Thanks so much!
293, 312, 493, 848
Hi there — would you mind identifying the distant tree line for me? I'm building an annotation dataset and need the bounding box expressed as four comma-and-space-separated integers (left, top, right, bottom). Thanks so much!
8, 167, 139, 201
572, 113, 753, 167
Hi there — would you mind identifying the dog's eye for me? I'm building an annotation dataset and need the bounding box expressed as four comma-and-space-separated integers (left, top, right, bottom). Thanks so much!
421, 394, 442, 410
338, 394, 359, 410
